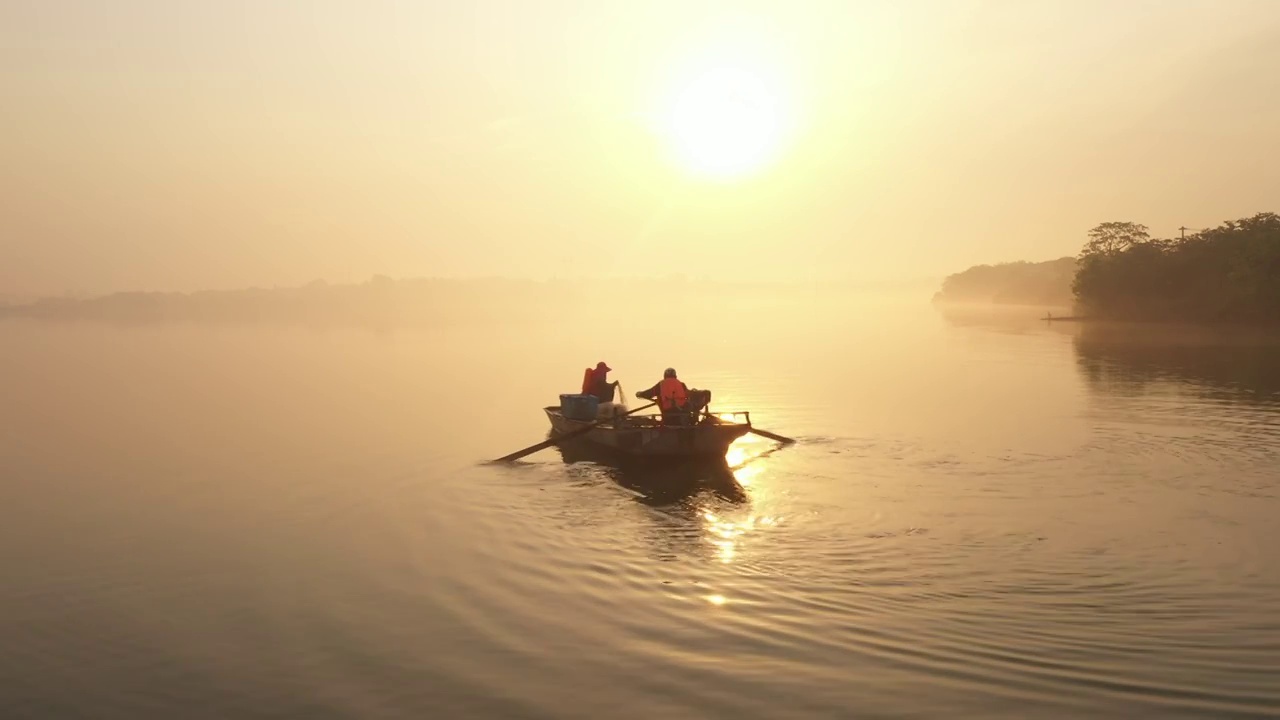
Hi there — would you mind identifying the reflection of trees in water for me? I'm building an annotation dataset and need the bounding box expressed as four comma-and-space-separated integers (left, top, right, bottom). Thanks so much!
1073, 323, 1280, 403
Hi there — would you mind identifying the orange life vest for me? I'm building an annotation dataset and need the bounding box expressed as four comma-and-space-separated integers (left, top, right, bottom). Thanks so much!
581, 368, 595, 394
659, 377, 688, 411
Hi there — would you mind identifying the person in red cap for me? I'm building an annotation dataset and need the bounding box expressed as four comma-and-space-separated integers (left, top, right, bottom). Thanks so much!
581, 361, 618, 402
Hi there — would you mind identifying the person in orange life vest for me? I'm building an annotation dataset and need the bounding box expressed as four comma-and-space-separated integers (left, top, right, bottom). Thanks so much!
581, 361, 618, 403
636, 368, 709, 424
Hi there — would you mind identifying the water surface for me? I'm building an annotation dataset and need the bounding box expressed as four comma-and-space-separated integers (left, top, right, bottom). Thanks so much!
2, 299, 1278, 718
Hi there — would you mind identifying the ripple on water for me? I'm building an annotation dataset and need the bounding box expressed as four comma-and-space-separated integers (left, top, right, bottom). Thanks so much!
440, 432, 1275, 716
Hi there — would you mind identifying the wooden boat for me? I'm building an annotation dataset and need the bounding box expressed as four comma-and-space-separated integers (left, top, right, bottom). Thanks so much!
553, 438, 749, 504
543, 406, 752, 459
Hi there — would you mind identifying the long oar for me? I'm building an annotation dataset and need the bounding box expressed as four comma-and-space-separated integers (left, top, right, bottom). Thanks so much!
492, 402, 657, 463
706, 407, 794, 445
749, 427, 796, 444
706, 404, 795, 445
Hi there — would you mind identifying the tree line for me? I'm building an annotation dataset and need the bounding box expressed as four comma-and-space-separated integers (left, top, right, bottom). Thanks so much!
932, 257, 1077, 306
1073, 212, 1280, 322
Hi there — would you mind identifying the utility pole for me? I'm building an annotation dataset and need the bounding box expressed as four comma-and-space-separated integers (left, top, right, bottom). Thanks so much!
1179, 226, 1189, 240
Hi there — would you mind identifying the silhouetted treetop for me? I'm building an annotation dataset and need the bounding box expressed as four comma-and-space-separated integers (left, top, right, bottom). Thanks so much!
1082, 221, 1154, 257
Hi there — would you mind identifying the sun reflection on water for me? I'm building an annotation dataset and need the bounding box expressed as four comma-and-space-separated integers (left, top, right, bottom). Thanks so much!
698, 508, 781, 565
724, 445, 748, 468
725, 439, 769, 487
695, 436, 787, 565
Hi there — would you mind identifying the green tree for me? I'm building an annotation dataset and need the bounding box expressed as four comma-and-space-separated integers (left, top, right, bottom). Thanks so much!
1072, 213, 1280, 322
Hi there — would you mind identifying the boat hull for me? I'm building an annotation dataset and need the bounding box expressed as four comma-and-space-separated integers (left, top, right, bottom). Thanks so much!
544, 407, 749, 458
553, 437, 749, 504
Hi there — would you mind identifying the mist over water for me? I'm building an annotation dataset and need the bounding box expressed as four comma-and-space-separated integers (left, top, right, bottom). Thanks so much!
2, 293, 1278, 719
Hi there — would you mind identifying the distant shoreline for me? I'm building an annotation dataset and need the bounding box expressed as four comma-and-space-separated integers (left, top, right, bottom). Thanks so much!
936, 211, 1280, 327
933, 296, 1280, 331
0, 275, 922, 328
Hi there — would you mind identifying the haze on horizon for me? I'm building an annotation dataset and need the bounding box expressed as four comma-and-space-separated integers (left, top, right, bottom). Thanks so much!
3, 0, 1278, 297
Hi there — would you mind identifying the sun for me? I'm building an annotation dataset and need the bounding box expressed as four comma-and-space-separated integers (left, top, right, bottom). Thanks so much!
661, 66, 787, 180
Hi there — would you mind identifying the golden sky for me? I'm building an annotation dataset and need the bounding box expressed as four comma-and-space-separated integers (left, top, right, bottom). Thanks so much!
3, 0, 1279, 295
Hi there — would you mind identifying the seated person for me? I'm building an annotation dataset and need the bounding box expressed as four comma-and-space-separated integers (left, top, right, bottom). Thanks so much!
635, 367, 710, 424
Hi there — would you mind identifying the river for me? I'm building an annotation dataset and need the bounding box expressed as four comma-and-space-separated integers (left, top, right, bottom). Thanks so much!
2, 296, 1277, 718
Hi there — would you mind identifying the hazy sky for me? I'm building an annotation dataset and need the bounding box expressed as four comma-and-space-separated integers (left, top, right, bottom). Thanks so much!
3, 0, 1279, 295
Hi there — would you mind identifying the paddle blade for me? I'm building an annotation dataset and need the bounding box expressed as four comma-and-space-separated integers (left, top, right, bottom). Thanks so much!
750, 427, 796, 445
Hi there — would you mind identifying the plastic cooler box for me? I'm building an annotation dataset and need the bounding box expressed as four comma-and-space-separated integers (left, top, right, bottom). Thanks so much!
559, 394, 600, 421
